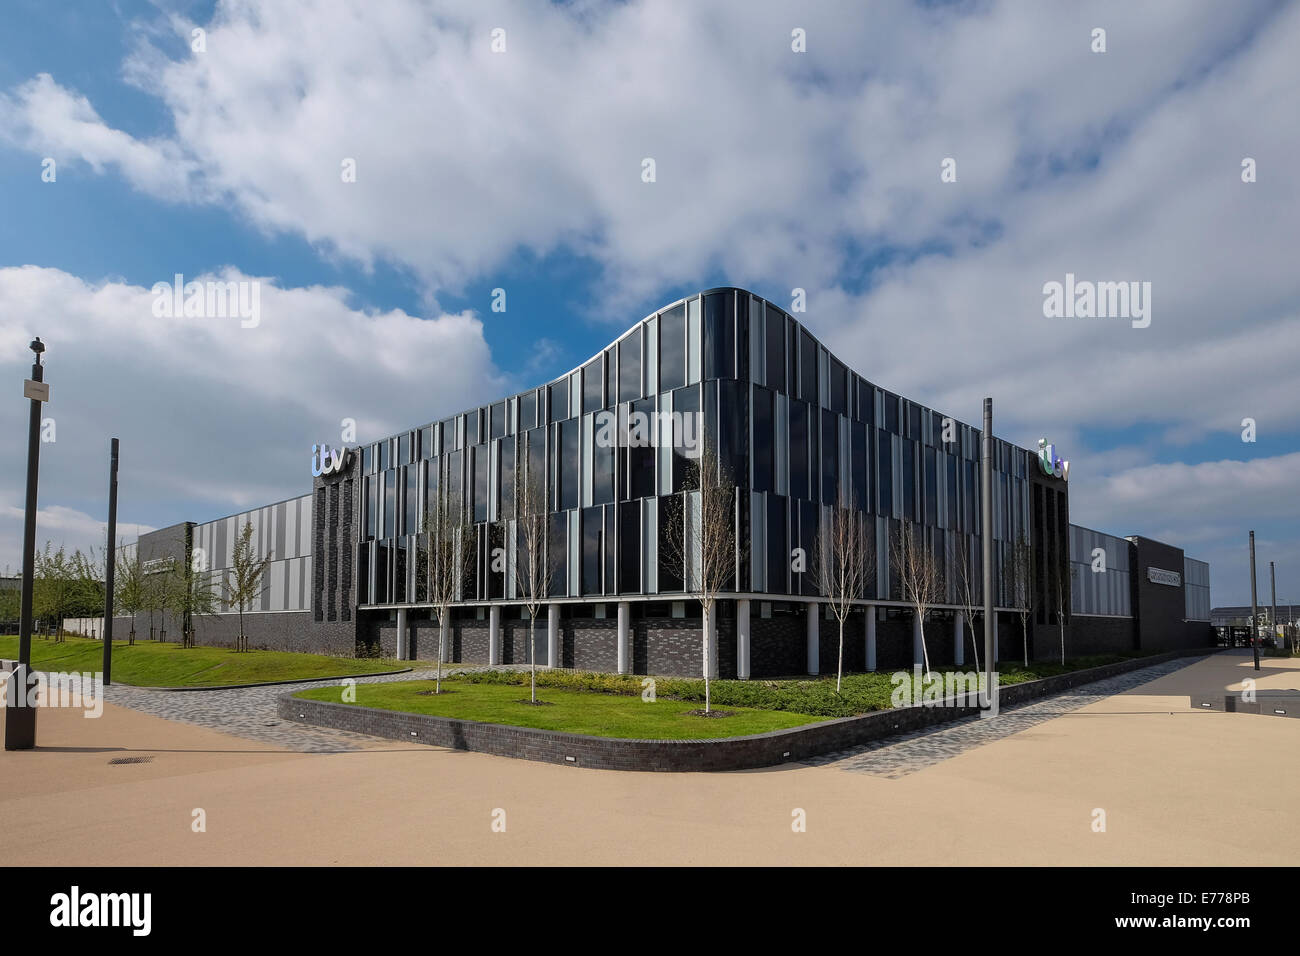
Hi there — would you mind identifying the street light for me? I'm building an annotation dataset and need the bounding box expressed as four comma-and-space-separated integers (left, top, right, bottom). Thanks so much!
5, 337, 48, 750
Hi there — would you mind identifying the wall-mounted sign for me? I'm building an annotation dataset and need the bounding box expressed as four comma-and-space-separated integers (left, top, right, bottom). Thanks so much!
312, 444, 353, 478
1147, 567, 1181, 587
1037, 438, 1070, 481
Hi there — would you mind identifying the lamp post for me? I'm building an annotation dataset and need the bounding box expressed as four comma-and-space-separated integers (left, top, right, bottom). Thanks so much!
5, 337, 48, 750
1269, 561, 1277, 650
1249, 531, 1259, 672
981, 398, 995, 709
102, 439, 119, 685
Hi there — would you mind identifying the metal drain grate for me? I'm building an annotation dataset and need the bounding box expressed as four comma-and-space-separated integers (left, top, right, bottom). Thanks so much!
108, 755, 154, 765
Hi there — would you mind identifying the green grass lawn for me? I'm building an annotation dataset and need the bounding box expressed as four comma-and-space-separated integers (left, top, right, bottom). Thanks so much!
295, 679, 825, 739
0, 633, 405, 687
450, 651, 1156, 718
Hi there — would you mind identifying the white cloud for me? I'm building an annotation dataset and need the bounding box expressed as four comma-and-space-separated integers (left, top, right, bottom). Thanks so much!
0, 265, 505, 571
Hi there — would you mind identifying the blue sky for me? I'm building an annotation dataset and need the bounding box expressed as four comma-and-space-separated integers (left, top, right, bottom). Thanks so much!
1, 0, 1297, 605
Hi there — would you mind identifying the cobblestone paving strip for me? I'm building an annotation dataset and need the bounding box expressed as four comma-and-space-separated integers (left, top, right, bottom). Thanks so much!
101, 665, 532, 753
804, 655, 1208, 778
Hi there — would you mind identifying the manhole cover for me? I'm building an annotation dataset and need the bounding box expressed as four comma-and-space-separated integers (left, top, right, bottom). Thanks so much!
108, 755, 154, 765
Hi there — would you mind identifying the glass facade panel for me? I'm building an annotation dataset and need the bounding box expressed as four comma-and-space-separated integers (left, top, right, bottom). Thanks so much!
619, 331, 641, 402
404, 465, 418, 534
548, 513, 567, 597
519, 390, 537, 431
658, 497, 683, 592
499, 439, 515, 519
752, 386, 774, 493
558, 418, 580, 510
383, 469, 396, 538
765, 307, 785, 392
671, 386, 700, 492
821, 409, 838, 504
618, 500, 640, 593
549, 381, 569, 422
703, 291, 735, 380
659, 304, 686, 390
799, 329, 817, 404
830, 359, 847, 415
789, 399, 809, 500
877, 430, 893, 514
490, 402, 505, 439
629, 397, 656, 499
767, 495, 787, 594
582, 358, 603, 414
398, 433, 410, 464
473, 446, 489, 523
582, 506, 603, 595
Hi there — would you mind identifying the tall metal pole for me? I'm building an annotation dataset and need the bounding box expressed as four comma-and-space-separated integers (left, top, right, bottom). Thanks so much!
981, 398, 994, 703
102, 439, 119, 686
1249, 531, 1259, 671
1269, 561, 1277, 650
6, 337, 47, 750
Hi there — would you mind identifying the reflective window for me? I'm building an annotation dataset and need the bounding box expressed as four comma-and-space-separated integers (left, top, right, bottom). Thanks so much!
718, 379, 748, 488
629, 397, 656, 499
901, 438, 917, 521
394, 539, 407, 603
548, 513, 567, 597
883, 392, 900, 433
789, 399, 809, 500
618, 500, 640, 593
752, 386, 774, 493
519, 390, 537, 431
924, 445, 938, 525
558, 418, 579, 510
799, 330, 817, 404
582, 358, 603, 414
704, 291, 735, 380
606, 349, 617, 409
593, 415, 614, 506
404, 465, 418, 534
659, 304, 686, 390
851, 421, 868, 512
582, 506, 603, 595
398, 433, 410, 465
672, 386, 700, 492
465, 411, 480, 447
379, 440, 389, 472
619, 332, 641, 403
877, 430, 893, 514
473, 446, 489, 522
362, 444, 372, 474
490, 403, 506, 439
658, 497, 683, 591
830, 359, 847, 415
821, 409, 838, 504
419, 426, 433, 459
499, 439, 515, 519
384, 469, 396, 538
549, 380, 569, 422
765, 306, 785, 392
766, 495, 787, 594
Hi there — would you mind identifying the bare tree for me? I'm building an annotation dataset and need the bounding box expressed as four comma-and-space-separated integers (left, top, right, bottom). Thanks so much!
512, 458, 556, 704
422, 487, 474, 694
1055, 560, 1075, 666
659, 439, 736, 714
891, 520, 942, 679
223, 520, 273, 652
1004, 531, 1033, 667
811, 487, 873, 693
950, 534, 981, 673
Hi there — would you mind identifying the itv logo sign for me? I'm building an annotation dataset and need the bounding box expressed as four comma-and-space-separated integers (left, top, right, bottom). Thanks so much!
312, 444, 352, 478
1037, 438, 1069, 481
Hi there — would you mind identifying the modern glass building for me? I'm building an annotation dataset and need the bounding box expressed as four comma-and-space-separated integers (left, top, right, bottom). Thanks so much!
114, 288, 1213, 675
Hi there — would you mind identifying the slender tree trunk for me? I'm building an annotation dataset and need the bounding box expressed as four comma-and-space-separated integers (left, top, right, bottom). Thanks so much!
702, 603, 712, 714
968, 613, 980, 674
919, 614, 932, 679
529, 613, 537, 704
435, 610, 444, 694
837, 618, 845, 694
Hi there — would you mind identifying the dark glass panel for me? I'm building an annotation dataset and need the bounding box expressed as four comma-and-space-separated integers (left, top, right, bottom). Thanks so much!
582, 358, 603, 414
472, 446, 490, 523
582, 506, 603, 596
499, 439, 515, 520
383, 469, 396, 538
378, 440, 389, 472
394, 539, 407, 603
593, 412, 614, 506
789, 399, 809, 500
375, 543, 389, 604
924, 445, 938, 526
618, 500, 640, 593
799, 329, 817, 404
659, 304, 686, 391
719, 379, 748, 489
465, 411, 480, 446
797, 500, 818, 595
629, 397, 656, 499
901, 437, 917, 521
559, 418, 579, 510
419, 426, 433, 459
548, 513, 567, 597
526, 426, 546, 501
671, 386, 700, 493
404, 465, 418, 535
765, 306, 785, 392
488, 522, 505, 599
519, 390, 537, 431
606, 349, 617, 409
830, 359, 847, 415
851, 420, 867, 512
619, 332, 642, 403
362, 445, 372, 474
877, 430, 893, 514
550, 381, 569, 422
356, 543, 369, 604
883, 392, 900, 433
752, 386, 774, 493
766, 495, 787, 595
490, 402, 506, 439
821, 409, 839, 504
704, 291, 735, 380
365, 475, 377, 539
658, 496, 683, 592
946, 453, 958, 531
398, 433, 410, 464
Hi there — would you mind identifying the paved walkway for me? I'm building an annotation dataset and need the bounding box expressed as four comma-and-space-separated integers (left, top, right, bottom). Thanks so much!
805, 654, 1209, 777
101, 665, 531, 753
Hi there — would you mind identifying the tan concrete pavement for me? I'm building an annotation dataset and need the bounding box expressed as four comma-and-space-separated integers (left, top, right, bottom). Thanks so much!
1, 650, 1295, 865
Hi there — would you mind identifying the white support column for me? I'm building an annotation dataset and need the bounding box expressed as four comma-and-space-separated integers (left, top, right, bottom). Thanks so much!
806, 602, 819, 675
617, 601, 631, 675
736, 599, 751, 680
488, 605, 501, 665
395, 607, 408, 661
547, 603, 559, 668
912, 613, 924, 667
954, 613, 965, 667
865, 606, 877, 672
